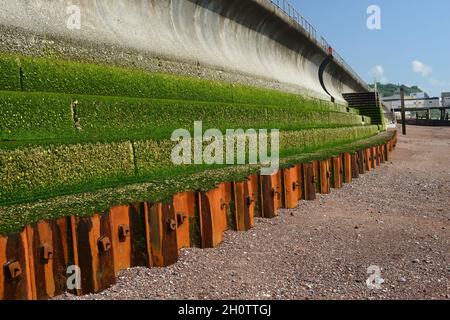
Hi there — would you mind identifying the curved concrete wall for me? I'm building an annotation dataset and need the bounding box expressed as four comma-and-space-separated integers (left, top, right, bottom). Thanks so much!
0, 0, 368, 104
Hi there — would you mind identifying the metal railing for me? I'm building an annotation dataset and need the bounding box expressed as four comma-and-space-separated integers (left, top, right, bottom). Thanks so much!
267, 0, 369, 90
269, 0, 317, 40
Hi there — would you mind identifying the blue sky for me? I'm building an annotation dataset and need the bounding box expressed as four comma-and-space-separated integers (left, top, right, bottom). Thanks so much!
291, 0, 450, 96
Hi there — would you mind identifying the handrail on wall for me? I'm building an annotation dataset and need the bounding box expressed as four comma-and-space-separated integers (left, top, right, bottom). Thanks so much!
268, 0, 370, 90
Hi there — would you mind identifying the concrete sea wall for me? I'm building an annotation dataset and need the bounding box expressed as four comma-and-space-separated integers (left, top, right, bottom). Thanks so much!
0, 0, 369, 104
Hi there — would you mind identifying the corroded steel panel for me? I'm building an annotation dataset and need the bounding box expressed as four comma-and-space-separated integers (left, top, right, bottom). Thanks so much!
173, 192, 197, 250
302, 162, 316, 201
343, 153, 352, 183
27, 218, 70, 300
73, 213, 115, 294
0, 230, 33, 300
283, 166, 301, 209
260, 171, 282, 218
319, 159, 331, 194
331, 156, 343, 189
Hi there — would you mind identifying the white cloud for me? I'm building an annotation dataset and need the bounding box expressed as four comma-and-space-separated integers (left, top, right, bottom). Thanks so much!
412, 60, 432, 77
369, 65, 387, 82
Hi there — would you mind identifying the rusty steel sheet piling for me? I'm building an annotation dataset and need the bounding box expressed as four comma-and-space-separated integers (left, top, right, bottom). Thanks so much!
148, 202, 178, 267
385, 143, 390, 161
312, 160, 320, 193
282, 166, 302, 209
372, 146, 378, 169
302, 162, 316, 200
319, 159, 331, 194
109, 204, 149, 275
331, 156, 343, 189
0, 230, 34, 300
172, 192, 198, 250
198, 182, 233, 248
343, 153, 352, 183
72, 213, 116, 295
128, 203, 151, 267
380, 145, 386, 164
109, 205, 132, 275
376, 145, 381, 165
260, 171, 283, 218
26, 218, 70, 300
247, 175, 262, 219
365, 148, 373, 171
294, 165, 304, 201
234, 178, 257, 231
357, 150, 366, 175
350, 153, 359, 179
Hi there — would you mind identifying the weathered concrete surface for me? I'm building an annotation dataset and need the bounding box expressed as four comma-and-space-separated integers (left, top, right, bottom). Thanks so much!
0, 0, 369, 103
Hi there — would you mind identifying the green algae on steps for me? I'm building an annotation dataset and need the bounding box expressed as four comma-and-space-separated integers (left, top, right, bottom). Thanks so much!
0, 90, 368, 143
0, 52, 387, 234
0, 126, 378, 206
0, 53, 360, 115
0, 55, 22, 91
0, 131, 396, 235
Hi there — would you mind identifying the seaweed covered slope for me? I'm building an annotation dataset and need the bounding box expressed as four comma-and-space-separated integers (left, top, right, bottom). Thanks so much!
0, 53, 381, 232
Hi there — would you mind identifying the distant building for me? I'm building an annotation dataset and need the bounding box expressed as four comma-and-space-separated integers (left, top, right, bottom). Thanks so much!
382, 95, 440, 121
442, 92, 450, 108
382, 95, 440, 110
411, 92, 429, 99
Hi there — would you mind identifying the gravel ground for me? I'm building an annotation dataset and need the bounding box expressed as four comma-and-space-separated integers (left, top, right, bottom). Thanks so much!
57, 125, 450, 300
